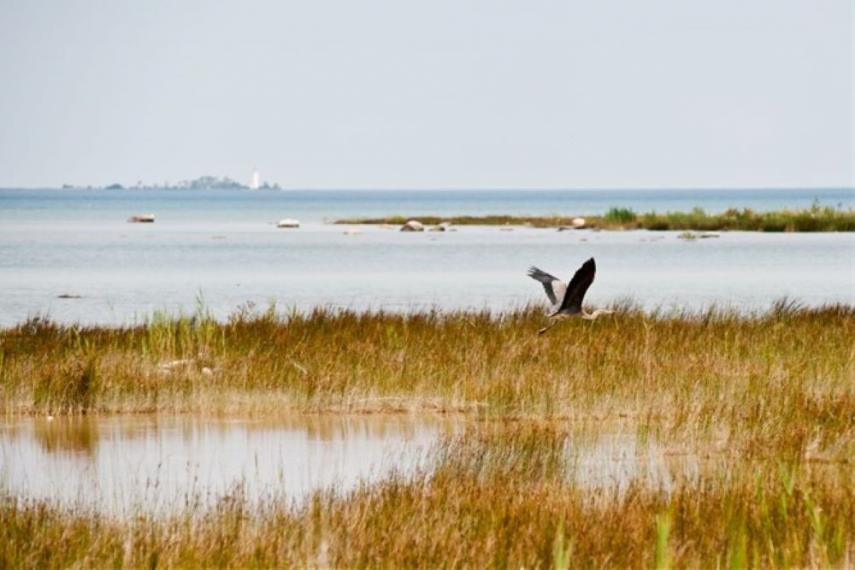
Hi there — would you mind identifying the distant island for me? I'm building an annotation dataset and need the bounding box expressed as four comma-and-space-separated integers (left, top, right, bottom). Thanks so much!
336, 204, 855, 232
62, 175, 282, 191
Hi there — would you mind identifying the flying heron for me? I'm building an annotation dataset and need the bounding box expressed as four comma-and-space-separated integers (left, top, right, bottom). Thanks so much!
527, 257, 613, 334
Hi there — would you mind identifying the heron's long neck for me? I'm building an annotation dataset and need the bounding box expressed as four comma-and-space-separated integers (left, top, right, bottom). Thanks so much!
581, 308, 614, 320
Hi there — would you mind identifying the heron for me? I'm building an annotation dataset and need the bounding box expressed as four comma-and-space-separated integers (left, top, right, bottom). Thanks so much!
527, 257, 613, 334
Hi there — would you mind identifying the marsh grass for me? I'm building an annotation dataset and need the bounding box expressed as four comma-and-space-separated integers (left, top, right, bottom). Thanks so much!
1, 424, 852, 568
31, 354, 98, 414
2, 304, 853, 447
2, 304, 852, 567
335, 204, 855, 231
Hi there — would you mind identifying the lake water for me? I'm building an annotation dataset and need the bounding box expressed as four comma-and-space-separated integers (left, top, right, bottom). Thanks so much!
1, 188, 853, 325
0, 415, 695, 514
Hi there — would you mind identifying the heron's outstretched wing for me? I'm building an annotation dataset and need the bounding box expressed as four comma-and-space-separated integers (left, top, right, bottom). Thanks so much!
527, 266, 566, 305
557, 258, 596, 314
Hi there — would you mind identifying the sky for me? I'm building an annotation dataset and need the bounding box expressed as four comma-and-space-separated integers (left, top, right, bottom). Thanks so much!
0, 0, 852, 189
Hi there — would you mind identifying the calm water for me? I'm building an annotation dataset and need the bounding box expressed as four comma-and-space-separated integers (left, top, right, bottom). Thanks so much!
1, 188, 853, 325
0, 416, 441, 513
0, 415, 694, 514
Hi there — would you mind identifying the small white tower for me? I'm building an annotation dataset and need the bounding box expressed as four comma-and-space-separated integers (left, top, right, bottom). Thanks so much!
249, 169, 261, 190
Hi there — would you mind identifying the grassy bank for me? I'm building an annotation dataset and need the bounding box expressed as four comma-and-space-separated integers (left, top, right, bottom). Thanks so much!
335, 205, 855, 231
2, 305, 853, 567
2, 425, 853, 568
2, 304, 853, 453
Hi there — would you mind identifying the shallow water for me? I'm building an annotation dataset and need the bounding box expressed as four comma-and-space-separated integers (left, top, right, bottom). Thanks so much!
0, 416, 697, 514
0, 416, 443, 514
1, 188, 853, 325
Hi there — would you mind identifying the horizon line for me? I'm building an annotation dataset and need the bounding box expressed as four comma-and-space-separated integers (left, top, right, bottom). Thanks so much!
1, 185, 853, 192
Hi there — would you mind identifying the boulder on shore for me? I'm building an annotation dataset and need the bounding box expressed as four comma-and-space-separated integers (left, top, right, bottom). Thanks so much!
400, 220, 425, 232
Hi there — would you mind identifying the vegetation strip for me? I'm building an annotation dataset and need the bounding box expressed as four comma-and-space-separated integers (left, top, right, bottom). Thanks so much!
335, 205, 855, 231
2, 303, 853, 566
2, 303, 852, 430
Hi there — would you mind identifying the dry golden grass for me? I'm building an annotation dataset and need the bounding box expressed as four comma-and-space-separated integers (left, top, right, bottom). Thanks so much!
1, 424, 852, 568
1, 303, 853, 567
2, 304, 853, 446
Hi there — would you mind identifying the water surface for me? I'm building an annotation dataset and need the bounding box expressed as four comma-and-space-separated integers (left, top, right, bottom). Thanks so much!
1, 188, 852, 325
0, 416, 442, 514
1, 415, 699, 514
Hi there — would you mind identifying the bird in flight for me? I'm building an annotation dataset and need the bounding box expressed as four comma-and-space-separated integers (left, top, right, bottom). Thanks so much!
527, 257, 613, 334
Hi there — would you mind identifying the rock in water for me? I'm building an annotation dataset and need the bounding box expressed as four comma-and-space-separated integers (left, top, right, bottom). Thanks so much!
127, 214, 155, 223
277, 218, 300, 228
400, 220, 425, 232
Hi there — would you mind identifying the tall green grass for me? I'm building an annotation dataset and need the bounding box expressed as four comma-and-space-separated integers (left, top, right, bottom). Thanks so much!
604, 206, 638, 224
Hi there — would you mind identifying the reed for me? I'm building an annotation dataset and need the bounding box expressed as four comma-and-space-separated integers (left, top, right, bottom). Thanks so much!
1, 424, 852, 568
334, 204, 855, 231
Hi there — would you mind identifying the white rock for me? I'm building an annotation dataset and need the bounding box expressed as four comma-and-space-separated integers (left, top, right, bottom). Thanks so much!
400, 220, 425, 232
571, 217, 586, 228
277, 218, 300, 228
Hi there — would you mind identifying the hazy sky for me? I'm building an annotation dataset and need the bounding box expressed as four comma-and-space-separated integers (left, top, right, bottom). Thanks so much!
0, 0, 852, 189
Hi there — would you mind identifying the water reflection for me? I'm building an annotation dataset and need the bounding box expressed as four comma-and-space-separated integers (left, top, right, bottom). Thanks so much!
1, 415, 450, 514
568, 433, 701, 495
1, 415, 714, 515
34, 417, 98, 455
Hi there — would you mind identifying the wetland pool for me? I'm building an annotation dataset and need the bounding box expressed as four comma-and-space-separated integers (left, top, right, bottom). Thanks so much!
3, 414, 720, 515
